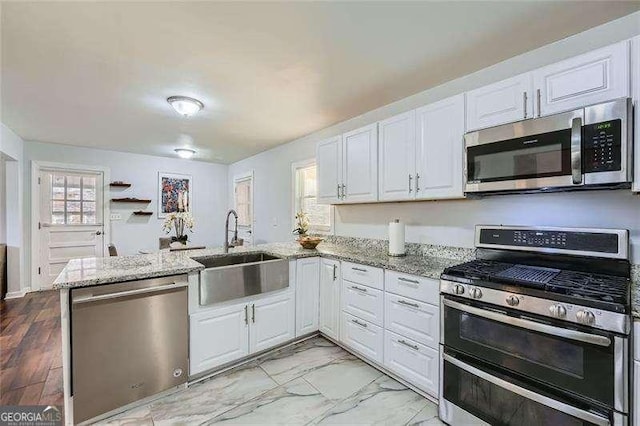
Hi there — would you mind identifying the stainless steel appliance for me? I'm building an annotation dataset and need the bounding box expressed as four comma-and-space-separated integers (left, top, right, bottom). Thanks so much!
464, 98, 632, 195
71, 275, 188, 424
440, 226, 631, 426
195, 252, 289, 306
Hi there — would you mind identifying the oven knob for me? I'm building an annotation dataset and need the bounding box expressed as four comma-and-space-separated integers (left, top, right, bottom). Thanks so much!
549, 304, 567, 319
453, 284, 465, 295
576, 310, 596, 325
506, 295, 519, 306
469, 287, 483, 299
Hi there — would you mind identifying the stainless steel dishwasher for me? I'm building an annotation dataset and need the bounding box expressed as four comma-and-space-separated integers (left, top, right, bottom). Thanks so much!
71, 274, 188, 423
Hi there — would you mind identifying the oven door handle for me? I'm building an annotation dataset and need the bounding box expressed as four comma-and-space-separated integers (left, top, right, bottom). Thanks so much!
443, 298, 611, 347
571, 116, 583, 185
443, 354, 610, 426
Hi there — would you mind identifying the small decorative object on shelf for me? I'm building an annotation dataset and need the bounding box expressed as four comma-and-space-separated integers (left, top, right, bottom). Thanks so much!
112, 197, 152, 203
163, 211, 195, 246
133, 211, 153, 216
109, 181, 132, 188
297, 236, 324, 249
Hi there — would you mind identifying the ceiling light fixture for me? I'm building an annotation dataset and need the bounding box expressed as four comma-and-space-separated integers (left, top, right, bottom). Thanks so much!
167, 96, 204, 117
174, 148, 196, 159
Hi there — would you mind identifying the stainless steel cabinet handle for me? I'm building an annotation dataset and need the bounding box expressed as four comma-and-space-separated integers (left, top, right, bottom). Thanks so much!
251, 304, 256, 323
443, 298, 611, 347
570, 116, 583, 185
332, 264, 337, 281
341, 184, 346, 199
398, 339, 419, 351
415, 174, 420, 192
96, 231, 102, 235
398, 277, 420, 285
523, 92, 527, 118
244, 305, 248, 325
337, 184, 341, 199
444, 354, 609, 426
72, 282, 187, 304
536, 88, 541, 117
408, 174, 413, 193
352, 319, 368, 328
351, 285, 368, 293
398, 299, 419, 308
352, 267, 367, 272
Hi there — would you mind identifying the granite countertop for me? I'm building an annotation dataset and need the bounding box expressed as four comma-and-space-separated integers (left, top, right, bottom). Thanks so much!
53, 240, 470, 290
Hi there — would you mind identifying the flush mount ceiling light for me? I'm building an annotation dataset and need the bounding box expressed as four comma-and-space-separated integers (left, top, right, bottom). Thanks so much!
174, 148, 196, 159
167, 96, 204, 117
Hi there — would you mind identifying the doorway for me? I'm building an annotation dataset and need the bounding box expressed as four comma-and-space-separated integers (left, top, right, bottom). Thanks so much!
233, 171, 254, 246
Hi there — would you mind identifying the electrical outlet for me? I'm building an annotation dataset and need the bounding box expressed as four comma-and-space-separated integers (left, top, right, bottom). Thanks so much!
110, 213, 122, 221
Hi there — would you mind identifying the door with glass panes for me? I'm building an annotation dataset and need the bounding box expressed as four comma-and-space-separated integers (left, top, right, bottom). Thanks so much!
38, 169, 105, 289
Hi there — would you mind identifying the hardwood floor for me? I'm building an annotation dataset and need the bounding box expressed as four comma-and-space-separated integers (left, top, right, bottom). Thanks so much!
0, 291, 64, 409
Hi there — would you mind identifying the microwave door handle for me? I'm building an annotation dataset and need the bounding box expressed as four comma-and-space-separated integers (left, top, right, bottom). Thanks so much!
443, 298, 611, 347
571, 116, 582, 185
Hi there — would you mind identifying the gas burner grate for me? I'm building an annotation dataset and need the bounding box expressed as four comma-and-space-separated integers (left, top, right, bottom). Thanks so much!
495, 265, 560, 284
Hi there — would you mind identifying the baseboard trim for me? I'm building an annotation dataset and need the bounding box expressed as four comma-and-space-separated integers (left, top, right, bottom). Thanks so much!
5, 288, 29, 299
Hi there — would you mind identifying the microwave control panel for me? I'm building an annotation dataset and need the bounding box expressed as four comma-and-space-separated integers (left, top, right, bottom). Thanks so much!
583, 119, 621, 173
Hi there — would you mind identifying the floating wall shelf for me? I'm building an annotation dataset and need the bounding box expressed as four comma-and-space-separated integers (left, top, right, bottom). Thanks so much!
111, 198, 152, 203
133, 211, 153, 216
109, 182, 132, 188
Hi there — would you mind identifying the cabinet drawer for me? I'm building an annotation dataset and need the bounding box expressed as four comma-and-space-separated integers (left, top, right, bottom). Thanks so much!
342, 312, 383, 364
342, 280, 384, 326
635, 321, 639, 361
342, 261, 383, 290
385, 270, 438, 304
384, 330, 439, 397
385, 294, 439, 349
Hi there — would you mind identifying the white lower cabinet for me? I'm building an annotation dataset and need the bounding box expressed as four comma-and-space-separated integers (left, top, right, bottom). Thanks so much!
249, 291, 295, 353
384, 294, 439, 349
342, 280, 384, 327
190, 301, 250, 375
384, 330, 439, 397
319, 259, 341, 340
342, 312, 384, 363
385, 270, 439, 305
295, 257, 320, 336
634, 361, 639, 426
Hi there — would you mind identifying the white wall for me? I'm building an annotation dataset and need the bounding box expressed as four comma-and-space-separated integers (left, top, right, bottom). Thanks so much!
228, 12, 640, 260
23, 141, 229, 283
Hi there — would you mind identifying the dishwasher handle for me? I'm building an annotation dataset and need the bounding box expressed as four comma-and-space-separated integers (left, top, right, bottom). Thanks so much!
72, 282, 187, 304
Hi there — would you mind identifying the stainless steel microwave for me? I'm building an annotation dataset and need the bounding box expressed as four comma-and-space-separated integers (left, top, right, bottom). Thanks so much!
464, 98, 632, 195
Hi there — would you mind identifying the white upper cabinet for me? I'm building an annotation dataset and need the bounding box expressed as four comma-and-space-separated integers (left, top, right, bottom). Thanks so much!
378, 111, 417, 201
316, 136, 343, 204
533, 41, 630, 117
342, 123, 378, 203
295, 257, 320, 336
415, 94, 465, 199
631, 36, 640, 192
465, 73, 534, 131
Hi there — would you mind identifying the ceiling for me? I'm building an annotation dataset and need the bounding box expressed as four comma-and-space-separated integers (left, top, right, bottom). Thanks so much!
2, 2, 639, 164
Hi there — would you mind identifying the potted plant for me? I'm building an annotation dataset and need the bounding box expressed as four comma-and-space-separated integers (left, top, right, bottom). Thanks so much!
292, 211, 310, 237
163, 211, 195, 245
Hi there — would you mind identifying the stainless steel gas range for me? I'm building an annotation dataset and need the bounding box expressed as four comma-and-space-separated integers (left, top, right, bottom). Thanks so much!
439, 225, 632, 426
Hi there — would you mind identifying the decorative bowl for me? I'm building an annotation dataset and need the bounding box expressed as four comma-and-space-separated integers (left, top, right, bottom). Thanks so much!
297, 236, 323, 249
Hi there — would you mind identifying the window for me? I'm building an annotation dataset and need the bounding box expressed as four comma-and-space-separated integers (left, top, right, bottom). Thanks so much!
49, 173, 98, 225
234, 175, 252, 228
293, 160, 331, 233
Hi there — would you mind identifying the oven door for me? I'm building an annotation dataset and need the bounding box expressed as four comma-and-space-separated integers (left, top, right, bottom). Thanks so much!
440, 349, 620, 426
442, 297, 626, 411
464, 108, 583, 193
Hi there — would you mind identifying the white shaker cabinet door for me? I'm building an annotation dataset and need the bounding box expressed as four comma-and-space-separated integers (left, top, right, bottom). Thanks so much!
342, 123, 378, 203
249, 291, 295, 354
384, 330, 439, 397
465, 73, 533, 131
378, 110, 416, 202
316, 136, 343, 204
415, 94, 465, 200
533, 41, 630, 117
190, 302, 250, 375
295, 257, 320, 336
319, 258, 341, 340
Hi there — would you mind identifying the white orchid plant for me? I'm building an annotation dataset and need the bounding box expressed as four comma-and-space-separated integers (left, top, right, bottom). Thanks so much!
292, 211, 310, 236
163, 211, 195, 244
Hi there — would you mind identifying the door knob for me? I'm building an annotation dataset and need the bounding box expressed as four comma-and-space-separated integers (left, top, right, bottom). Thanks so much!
96, 231, 102, 235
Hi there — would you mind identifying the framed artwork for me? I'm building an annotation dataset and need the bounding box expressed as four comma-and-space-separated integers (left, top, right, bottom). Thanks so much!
158, 172, 192, 218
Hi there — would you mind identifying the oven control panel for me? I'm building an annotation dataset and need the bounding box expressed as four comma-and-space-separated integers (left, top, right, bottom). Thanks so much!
583, 119, 622, 173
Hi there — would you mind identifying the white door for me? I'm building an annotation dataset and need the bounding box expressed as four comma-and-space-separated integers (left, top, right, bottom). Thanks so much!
533, 41, 630, 117
295, 257, 320, 336
249, 291, 295, 353
316, 136, 343, 204
342, 124, 378, 203
465, 72, 534, 131
378, 111, 416, 201
234, 172, 254, 246
38, 170, 104, 289
190, 302, 250, 375
415, 94, 466, 200
632, 36, 640, 192
319, 258, 341, 340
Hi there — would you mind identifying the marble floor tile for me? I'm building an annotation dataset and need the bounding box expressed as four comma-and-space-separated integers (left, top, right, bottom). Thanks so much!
310, 376, 429, 425
102, 405, 154, 425
203, 378, 335, 425
259, 338, 349, 385
406, 402, 442, 425
302, 354, 383, 400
